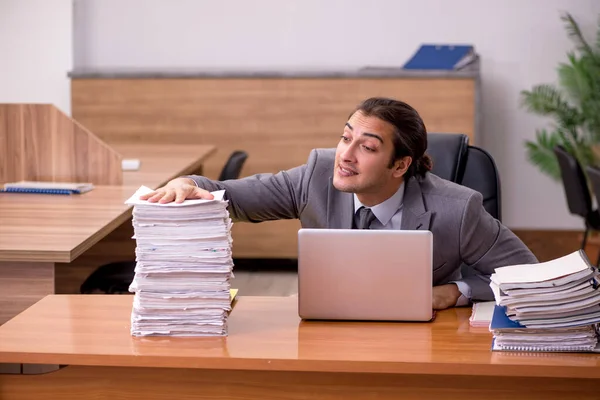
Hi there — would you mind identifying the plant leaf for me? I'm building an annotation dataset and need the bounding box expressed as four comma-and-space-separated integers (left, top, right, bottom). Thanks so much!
596, 14, 600, 51
525, 129, 562, 181
520, 85, 581, 126
558, 54, 591, 105
562, 12, 595, 58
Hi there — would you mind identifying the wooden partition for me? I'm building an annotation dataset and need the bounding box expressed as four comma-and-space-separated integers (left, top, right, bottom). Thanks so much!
0, 103, 125, 324
0, 104, 123, 186
71, 71, 479, 258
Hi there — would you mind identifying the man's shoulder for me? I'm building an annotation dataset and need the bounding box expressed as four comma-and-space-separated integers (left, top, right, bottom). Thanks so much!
308, 148, 336, 163
418, 172, 479, 202
305, 148, 336, 173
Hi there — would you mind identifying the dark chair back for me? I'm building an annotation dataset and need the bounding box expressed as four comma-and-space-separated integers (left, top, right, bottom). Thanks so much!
586, 166, 600, 207
554, 145, 593, 219
583, 164, 600, 233
219, 151, 248, 181
461, 146, 502, 221
427, 133, 469, 183
577, 162, 600, 259
80, 261, 134, 294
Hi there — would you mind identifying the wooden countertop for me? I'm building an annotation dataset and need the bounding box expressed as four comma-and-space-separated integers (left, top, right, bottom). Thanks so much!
0, 144, 215, 263
68, 62, 481, 80
1, 295, 599, 378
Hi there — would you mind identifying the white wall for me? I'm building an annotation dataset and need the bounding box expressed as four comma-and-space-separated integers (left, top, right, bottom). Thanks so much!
0, 0, 72, 115
72, 0, 600, 230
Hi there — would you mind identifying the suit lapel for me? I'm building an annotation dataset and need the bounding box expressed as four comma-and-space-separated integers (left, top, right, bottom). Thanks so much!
326, 177, 354, 229
401, 177, 432, 231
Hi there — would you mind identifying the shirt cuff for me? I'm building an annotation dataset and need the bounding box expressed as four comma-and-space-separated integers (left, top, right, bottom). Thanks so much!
182, 176, 199, 187
451, 280, 472, 307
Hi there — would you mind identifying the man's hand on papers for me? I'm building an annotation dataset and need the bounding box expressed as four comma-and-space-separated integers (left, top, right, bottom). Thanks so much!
140, 178, 215, 204
432, 283, 461, 310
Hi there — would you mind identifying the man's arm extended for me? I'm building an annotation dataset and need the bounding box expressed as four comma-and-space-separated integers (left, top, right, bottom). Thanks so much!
186, 167, 308, 222
140, 150, 321, 223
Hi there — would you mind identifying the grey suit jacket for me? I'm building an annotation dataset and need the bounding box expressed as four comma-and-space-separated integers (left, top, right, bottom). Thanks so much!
189, 148, 538, 301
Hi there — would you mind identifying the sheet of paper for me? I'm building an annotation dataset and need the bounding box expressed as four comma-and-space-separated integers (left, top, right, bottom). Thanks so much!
125, 185, 225, 207
492, 251, 590, 284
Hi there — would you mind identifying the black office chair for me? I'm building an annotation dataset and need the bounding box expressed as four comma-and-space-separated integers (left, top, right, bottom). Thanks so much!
585, 166, 600, 201
554, 145, 600, 251
427, 133, 469, 183
461, 146, 502, 221
427, 133, 501, 221
219, 151, 248, 181
79, 261, 135, 294
584, 165, 600, 265
80, 150, 249, 294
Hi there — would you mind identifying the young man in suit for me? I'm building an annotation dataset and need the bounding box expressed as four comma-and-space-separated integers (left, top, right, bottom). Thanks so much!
141, 97, 537, 310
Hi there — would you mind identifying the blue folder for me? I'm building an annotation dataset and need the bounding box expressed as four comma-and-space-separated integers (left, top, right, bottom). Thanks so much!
403, 44, 476, 70
490, 305, 524, 330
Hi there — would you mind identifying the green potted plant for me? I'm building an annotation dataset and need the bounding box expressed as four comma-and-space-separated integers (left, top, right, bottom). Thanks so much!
521, 12, 600, 180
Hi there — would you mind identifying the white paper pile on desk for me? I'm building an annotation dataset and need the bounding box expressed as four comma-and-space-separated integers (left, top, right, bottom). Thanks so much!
490, 250, 600, 352
125, 186, 234, 336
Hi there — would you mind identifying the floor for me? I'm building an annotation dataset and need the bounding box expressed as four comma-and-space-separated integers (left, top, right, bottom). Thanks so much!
231, 258, 298, 296
232, 270, 298, 296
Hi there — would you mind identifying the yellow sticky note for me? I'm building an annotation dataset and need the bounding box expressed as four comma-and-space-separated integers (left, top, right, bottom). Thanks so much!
230, 289, 239, 302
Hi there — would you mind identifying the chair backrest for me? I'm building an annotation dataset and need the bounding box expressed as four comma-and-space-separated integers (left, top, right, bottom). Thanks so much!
427, 133, 469, 183
554, 145, 592, 219
586, 165, 600, 205
461, 146, 502, 221
218, 150, 248, 181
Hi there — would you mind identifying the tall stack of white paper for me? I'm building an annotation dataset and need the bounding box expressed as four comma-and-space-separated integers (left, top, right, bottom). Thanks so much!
489, 250, 600, 352
125, 186, 234, 337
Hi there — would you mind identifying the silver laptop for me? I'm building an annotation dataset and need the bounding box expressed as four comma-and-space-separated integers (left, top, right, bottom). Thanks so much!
298, 229, 433, 322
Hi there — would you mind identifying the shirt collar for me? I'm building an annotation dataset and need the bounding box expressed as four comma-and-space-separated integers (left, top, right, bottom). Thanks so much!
353, 182, 405, 226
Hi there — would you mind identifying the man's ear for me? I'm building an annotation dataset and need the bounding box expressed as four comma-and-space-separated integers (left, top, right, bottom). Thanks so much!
392, 156, 412, 178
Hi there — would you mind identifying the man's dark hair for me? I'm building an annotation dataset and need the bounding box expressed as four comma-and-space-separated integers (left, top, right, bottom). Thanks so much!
351, 97, 432, 178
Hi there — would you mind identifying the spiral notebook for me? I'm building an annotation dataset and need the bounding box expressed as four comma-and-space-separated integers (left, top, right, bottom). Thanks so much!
490, 305, 600, 353
1, 181, 95, 195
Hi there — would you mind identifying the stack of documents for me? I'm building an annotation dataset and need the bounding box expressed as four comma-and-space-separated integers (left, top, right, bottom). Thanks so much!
489, 250, 600, 352
125, 186, 234, 337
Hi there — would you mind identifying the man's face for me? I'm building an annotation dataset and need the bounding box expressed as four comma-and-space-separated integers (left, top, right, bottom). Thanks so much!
333, 111, 410, 204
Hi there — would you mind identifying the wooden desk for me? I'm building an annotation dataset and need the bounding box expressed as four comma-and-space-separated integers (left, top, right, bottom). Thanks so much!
0, 144, 215, 324
1, 295, 599, 400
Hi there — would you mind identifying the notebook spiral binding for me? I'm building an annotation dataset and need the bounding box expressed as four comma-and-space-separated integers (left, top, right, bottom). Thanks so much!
0, 188, 77, 195
497, 344, 596, 352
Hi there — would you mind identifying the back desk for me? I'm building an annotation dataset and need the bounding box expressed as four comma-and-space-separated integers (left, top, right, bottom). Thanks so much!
0, 144, 215, 324
1, 295, 599, 400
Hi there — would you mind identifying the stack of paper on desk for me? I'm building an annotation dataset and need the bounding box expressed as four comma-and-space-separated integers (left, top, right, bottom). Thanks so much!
125, 186, 234, 337
469, 301, 496, 327
489, 250, 600, 352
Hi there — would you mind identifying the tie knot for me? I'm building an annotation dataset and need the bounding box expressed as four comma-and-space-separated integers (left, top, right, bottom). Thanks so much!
356, 207, 377, 229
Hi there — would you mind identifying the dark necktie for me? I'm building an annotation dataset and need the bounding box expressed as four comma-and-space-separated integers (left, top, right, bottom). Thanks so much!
355, 207, 377, 229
